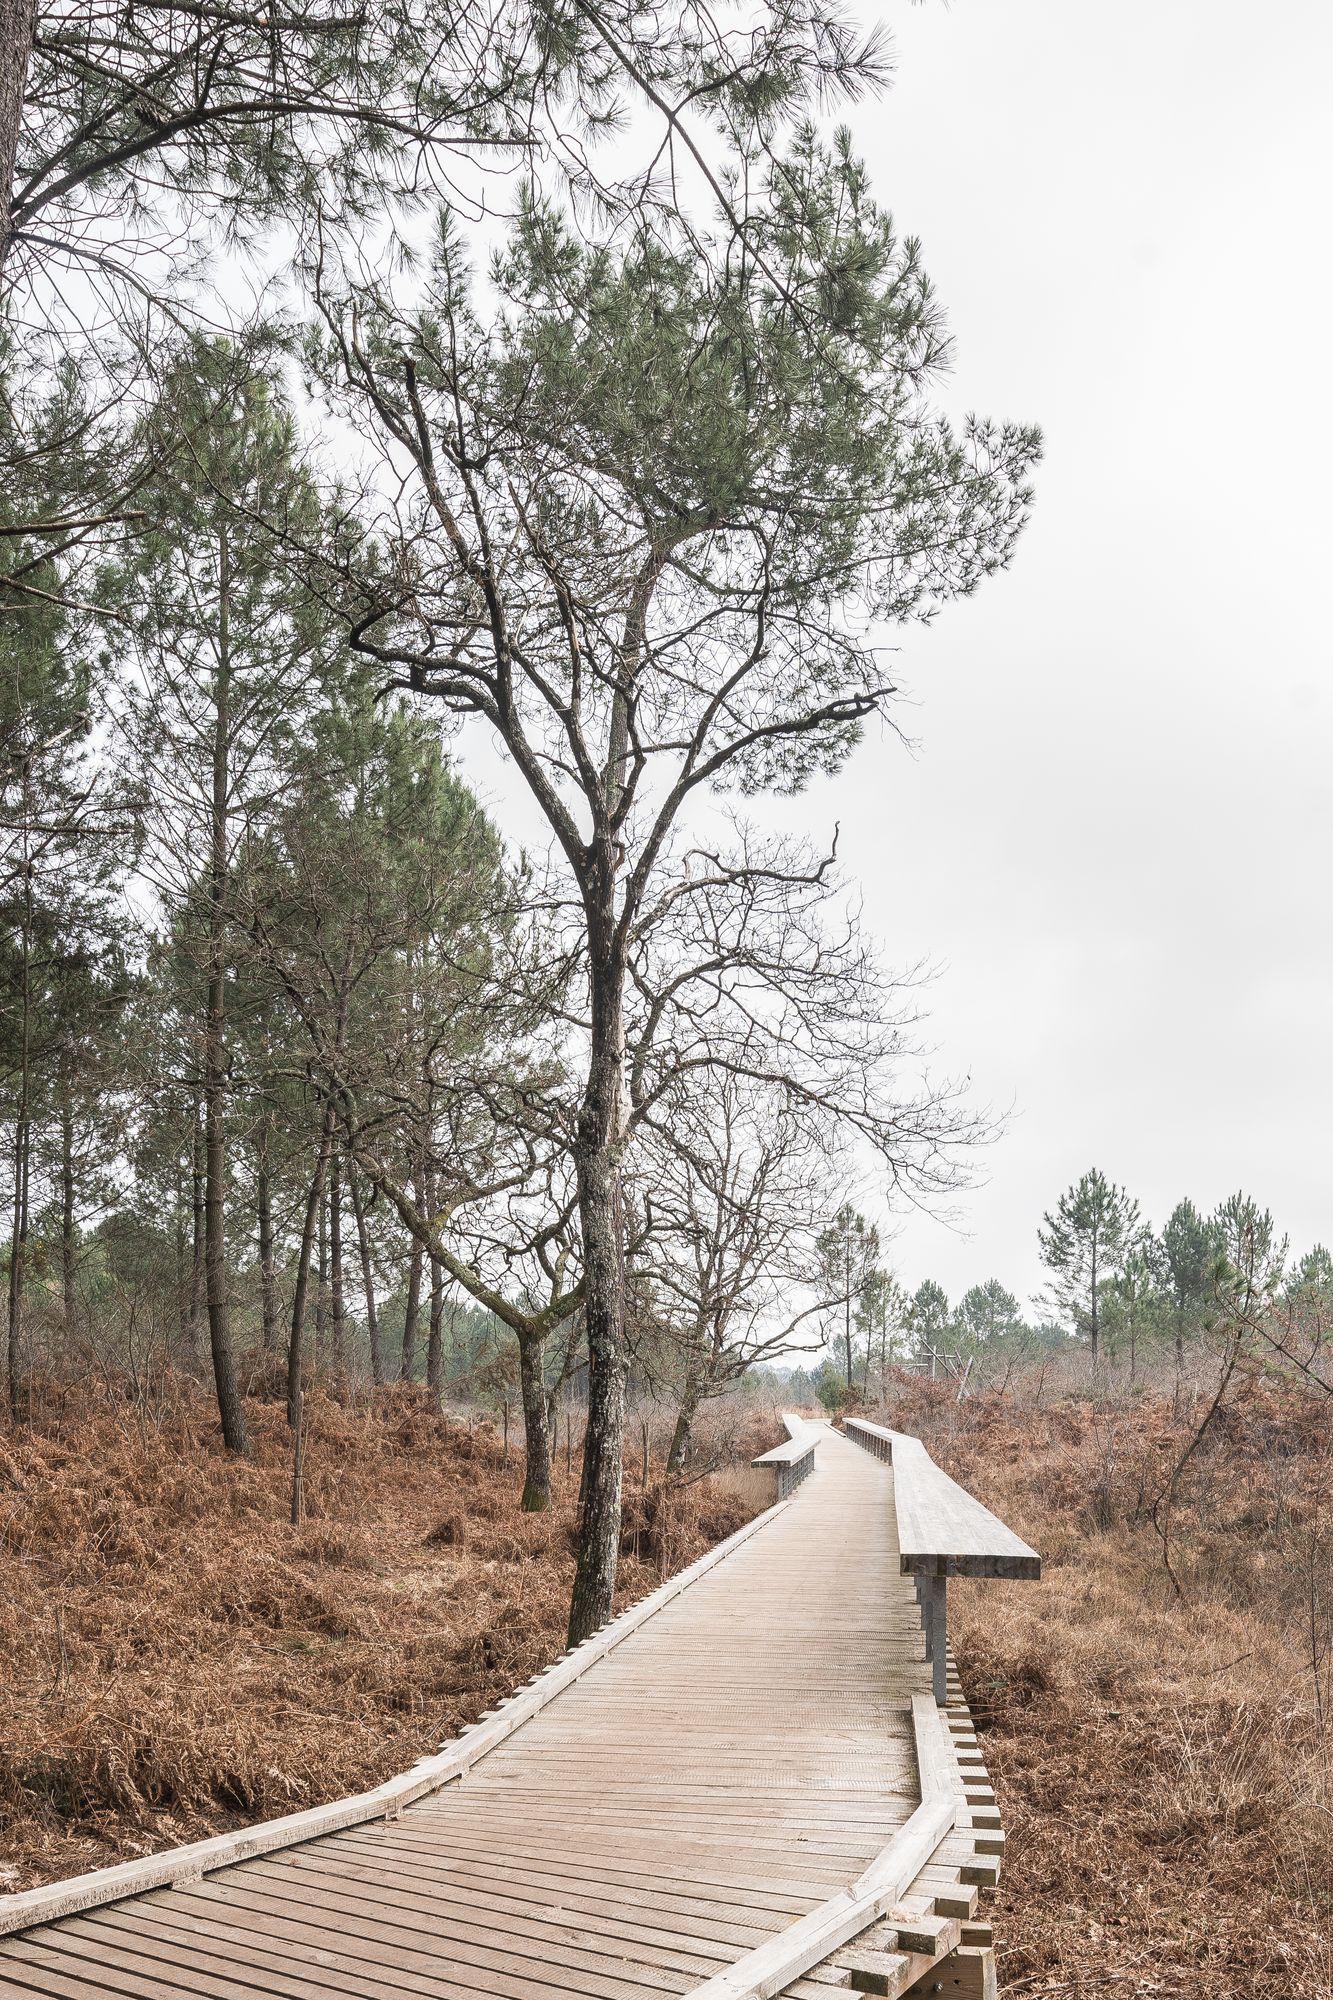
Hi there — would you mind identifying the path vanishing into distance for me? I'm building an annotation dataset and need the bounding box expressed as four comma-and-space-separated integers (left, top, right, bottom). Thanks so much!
0, 1419, 1039, 2000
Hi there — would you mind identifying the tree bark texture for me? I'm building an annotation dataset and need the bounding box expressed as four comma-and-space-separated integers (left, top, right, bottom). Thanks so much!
426, 1250, 444, 1409
287, 1104, 334, 1429
667, 1370, 703, 1475
59, 1092, 76, 1321
567, 903, 628, 1645
329, 1147, 345, 1367
189, 1092, 205, 1353
257, 1136, 278, 1352
518, 1330, 552, 1512
0, 0, 36, 283
400, 1165, 424, 1382
314, 1184, 328, 1361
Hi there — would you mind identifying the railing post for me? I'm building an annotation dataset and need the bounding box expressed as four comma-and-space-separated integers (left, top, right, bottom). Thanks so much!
929, 1574, 948, 1705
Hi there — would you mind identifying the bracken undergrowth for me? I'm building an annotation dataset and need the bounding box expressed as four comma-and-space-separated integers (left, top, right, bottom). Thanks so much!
0, 1375, 767, 1892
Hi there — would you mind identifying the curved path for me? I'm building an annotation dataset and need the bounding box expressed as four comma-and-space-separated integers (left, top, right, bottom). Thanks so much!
0, 1424, 994, 2000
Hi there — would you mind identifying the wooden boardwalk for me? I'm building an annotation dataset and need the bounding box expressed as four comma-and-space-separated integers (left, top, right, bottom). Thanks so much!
0, 1422, 1023, 2000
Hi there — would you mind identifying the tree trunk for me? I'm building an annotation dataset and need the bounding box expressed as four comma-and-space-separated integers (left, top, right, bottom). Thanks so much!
174, 1167, 190, 1350
843, 1224, 853, 1389
517, 1330, 552, 1512
204, 528, 248, 1455
6, 856, 29, 1417
257, 1133, 277, 1352
59, 1091, 76, 1322
188, 1091, 205, 1354
0, 0, 36, 281
426, 1249, 444, 1410
329, 1147, 345, 1369
287, 1106, 334, 1430
400, 1166, 424, 1382
350, 1169, 383, 1384
314, 1183, 328, 1362
567, 916, 628, 1646
667, 1371, 703, 1475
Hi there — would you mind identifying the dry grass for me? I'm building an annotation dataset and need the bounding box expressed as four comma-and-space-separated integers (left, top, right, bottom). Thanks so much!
865, 1371, 1333, 1999
0, 1376, 767, 1893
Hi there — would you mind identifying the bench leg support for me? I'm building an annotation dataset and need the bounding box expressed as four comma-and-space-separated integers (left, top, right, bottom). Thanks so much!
928, 1575, 948, 1706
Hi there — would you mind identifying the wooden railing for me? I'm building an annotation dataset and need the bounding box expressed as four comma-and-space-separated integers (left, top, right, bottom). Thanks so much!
681, 1693, 958, 2000
751, 1411, 819, 1499
843, 1417, 1040, 1702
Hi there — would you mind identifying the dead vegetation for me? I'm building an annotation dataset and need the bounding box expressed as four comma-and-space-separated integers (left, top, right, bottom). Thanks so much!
0, 1376, 768, 1893
869, 1369, 1333, 1999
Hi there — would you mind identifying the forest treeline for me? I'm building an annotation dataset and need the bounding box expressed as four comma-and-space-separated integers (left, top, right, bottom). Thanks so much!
794, 1172, 1333, 1412
0, 0, 1045, 1642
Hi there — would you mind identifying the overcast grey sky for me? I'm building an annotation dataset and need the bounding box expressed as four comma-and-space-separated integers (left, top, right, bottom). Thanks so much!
776, 1, 1333, 1308
458, 4, 1333, 1317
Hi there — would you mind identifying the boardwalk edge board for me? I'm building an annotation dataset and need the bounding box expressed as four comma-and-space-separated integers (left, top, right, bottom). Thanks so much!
678, 1694, 959, 2000
0, 1463, 810, 1940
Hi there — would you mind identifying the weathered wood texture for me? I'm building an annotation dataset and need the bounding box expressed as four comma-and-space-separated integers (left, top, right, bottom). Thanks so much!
752, 1412, 819, 1499
0, 1422, 999, 1999
842, 1420, 1040, 1580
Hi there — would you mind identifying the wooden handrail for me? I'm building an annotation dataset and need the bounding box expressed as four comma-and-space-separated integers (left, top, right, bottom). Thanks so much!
844, 1418, 1040, 1579
842, 1417, 1040, 1704
678, 1694, 957, 2000
752, 1412, 818, 1498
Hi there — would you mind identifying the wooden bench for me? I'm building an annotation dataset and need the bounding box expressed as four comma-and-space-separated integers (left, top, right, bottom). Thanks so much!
752, 1411, 819, 1500
843, 1418, 1040, 1702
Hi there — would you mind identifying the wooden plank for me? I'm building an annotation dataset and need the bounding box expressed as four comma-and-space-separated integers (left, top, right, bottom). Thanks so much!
673, 1698, 958, 2000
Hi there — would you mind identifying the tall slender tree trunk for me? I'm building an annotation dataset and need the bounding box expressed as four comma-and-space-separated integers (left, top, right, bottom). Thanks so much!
59, 1091, 76, 1323
204, 529, 248, 1454
567, 904, 628, 1645
0, 0, 37, 282
174, 1167, 190, 1349
400, 1164, 424, 1382
329, 1146, 346, 1369
188, 1091, 205, 1354
350, 1169, 383, 1384
6, 796, 32, 1419
257, 1131, 277, 1352
287, 1106, 334, 1429
426, 1247, 445, 1410
518, 1330, 552, 1511
6, 1108, 28, 1419
314, 1184, 328, 1362
5, 878, 30, 1419
843, 1222, 853, 1388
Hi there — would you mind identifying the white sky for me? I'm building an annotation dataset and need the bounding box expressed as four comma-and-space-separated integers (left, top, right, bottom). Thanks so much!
758, 0, 1333, 1311
451, 3, 1333, 1317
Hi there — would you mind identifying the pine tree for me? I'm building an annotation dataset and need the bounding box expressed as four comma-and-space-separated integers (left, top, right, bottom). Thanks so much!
957, 1279, 1025, 1353
907, 1280, 952, 1375
1160, 1198, 1224, 1371
115, 342, 346, 1453
815, 1204, 880, 1393
1038, 1169, 1141, 1365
